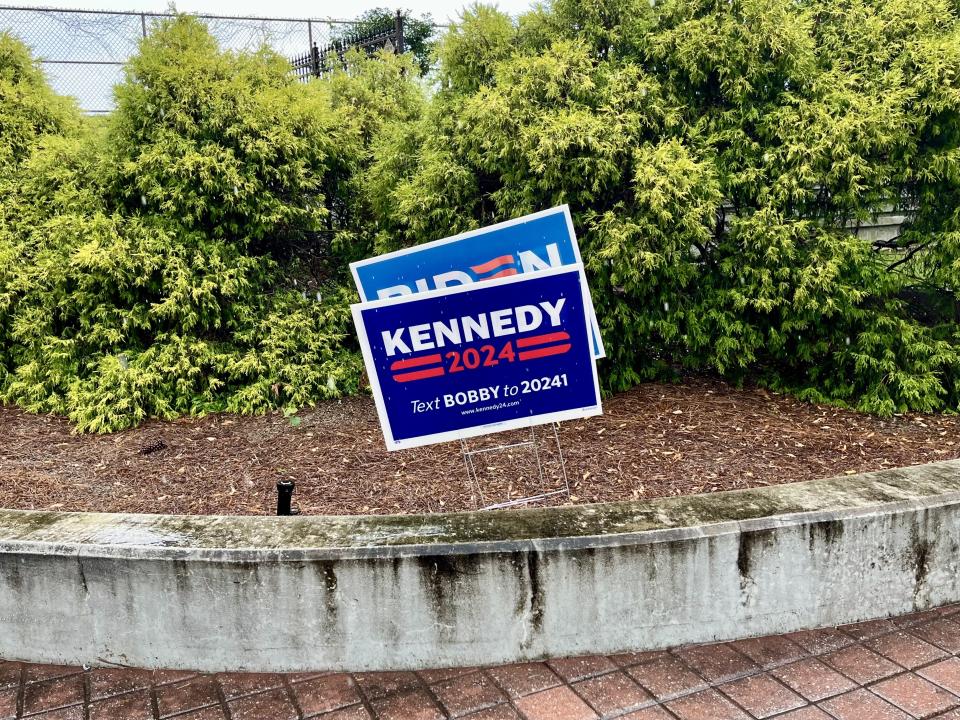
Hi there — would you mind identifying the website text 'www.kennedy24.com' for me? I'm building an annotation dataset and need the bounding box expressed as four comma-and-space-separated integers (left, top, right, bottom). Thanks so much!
460, 399, 522, 416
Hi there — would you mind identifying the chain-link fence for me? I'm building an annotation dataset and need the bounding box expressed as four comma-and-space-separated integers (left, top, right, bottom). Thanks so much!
0, 5, 422, 113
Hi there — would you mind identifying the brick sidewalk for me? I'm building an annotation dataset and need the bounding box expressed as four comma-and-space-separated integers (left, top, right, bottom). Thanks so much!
5, 606, 960, 719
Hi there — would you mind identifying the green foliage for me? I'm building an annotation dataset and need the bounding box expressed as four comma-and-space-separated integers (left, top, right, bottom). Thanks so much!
435, 4, 516, 94
109, 16, 360, 252
0, 32, 79, 171
0, 16, 368, 431
320, 48, 426, 265
370, 0, 960, 415
6, 0, 960, 431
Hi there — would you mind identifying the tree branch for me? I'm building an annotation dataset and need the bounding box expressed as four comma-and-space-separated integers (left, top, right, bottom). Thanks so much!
886, 241, 931, 272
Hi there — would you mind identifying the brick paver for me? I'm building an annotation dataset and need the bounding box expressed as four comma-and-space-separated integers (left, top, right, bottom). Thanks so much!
546, 657, 617, 684
817, 687, 911, 719
369, 687, 445, 720
572, 670, 650, 716
88, 691, 153, 720
155, 676, 220, 718
731, 635, 807, 669
88, 669, 153, 702
28, 706, 84, 720
315, 706, 371, 720
717, 673, 805, 718
868, 632, 949, 670
0, 688, 16, 720
216, 672, 284, 700
227, 687, 299, 720
485, 664, 560, 699
921, 657, 960, 695
914, 619, 960, 654
674, 643, 759, 683
292, 674, 360, 717
775, 708, 832, 720
871, 674, 958, 717
786, 628, 854, 654
463, 706, 520, 720
770, 657, 857, 702
355, 672, 421, 702
822, 643, 901, 685
8, 605, 960, 719
624, 656, 707, 700
665, 688, 750, 720
430, 671, 505, 718
22, 674, 84, 716
513, 686, 596, 720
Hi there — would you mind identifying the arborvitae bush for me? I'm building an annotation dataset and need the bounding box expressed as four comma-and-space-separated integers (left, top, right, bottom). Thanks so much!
371, 0, 960, 415
4, 1, 960, 431
0, 17, 367, 430
0, 32, 79, 170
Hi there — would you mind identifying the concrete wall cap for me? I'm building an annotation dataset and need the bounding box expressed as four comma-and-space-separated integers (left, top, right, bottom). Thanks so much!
1, 459, 959, 562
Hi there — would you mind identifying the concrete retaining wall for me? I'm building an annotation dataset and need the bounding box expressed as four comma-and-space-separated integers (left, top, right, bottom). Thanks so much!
2, 460, 960, 672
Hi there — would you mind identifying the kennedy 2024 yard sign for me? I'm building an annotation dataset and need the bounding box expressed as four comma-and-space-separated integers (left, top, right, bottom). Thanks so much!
350, 205, 605, 359
352, 266, 602, 450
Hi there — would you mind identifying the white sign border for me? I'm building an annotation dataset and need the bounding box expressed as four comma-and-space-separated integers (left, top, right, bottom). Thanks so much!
351, 263, 603, 451
349, 204, 606, 359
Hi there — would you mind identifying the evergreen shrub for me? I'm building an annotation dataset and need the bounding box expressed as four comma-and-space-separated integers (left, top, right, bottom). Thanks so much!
371, 0, 960, 415
0, 19, 368, 430
3, 0, 960, 431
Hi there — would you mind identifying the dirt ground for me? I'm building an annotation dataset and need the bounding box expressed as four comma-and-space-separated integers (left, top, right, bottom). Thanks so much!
2, 376, 959, 516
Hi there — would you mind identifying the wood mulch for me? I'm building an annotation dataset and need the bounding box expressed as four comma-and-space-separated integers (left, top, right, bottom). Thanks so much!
1, 376, 959, 517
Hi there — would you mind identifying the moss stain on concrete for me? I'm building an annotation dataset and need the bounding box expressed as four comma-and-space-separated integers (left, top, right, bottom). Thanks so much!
0, 461, 959, 555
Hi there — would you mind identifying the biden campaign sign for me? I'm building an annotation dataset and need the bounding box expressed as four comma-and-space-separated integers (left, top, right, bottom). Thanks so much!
352, 265, 602, 451
349, 205, 605, 359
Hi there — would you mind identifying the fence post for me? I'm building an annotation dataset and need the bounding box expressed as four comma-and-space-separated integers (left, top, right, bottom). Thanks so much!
311, 43, 320, 77
307, 19, 313, 48
140, 12, 147, 38
395, 10, 404, 55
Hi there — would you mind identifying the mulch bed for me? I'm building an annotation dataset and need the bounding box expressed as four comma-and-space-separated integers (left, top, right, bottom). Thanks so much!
2, 376, 959, 517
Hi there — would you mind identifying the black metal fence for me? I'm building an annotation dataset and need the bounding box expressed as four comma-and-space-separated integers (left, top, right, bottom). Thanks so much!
290, 10, 405, 81
0, 5, 418, 113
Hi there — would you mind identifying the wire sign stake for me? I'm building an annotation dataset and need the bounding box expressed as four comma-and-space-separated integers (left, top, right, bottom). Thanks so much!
460, 423, 570, 510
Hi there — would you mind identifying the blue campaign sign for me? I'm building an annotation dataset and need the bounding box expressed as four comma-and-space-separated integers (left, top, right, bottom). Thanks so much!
349, 205, 606, 359
352, 265, 602, 451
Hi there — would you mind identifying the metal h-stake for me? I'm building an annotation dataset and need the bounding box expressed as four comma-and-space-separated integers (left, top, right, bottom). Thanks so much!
461, 423, 570, 511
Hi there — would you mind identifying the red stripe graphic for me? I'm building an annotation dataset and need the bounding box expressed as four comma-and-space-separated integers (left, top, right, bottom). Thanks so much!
517, 331, 570, 348
519, 344, 572, 361
390, 353, 442, 371
394, 366, 446, 382
470, 254, 515, 275
488, 268, 519, 279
